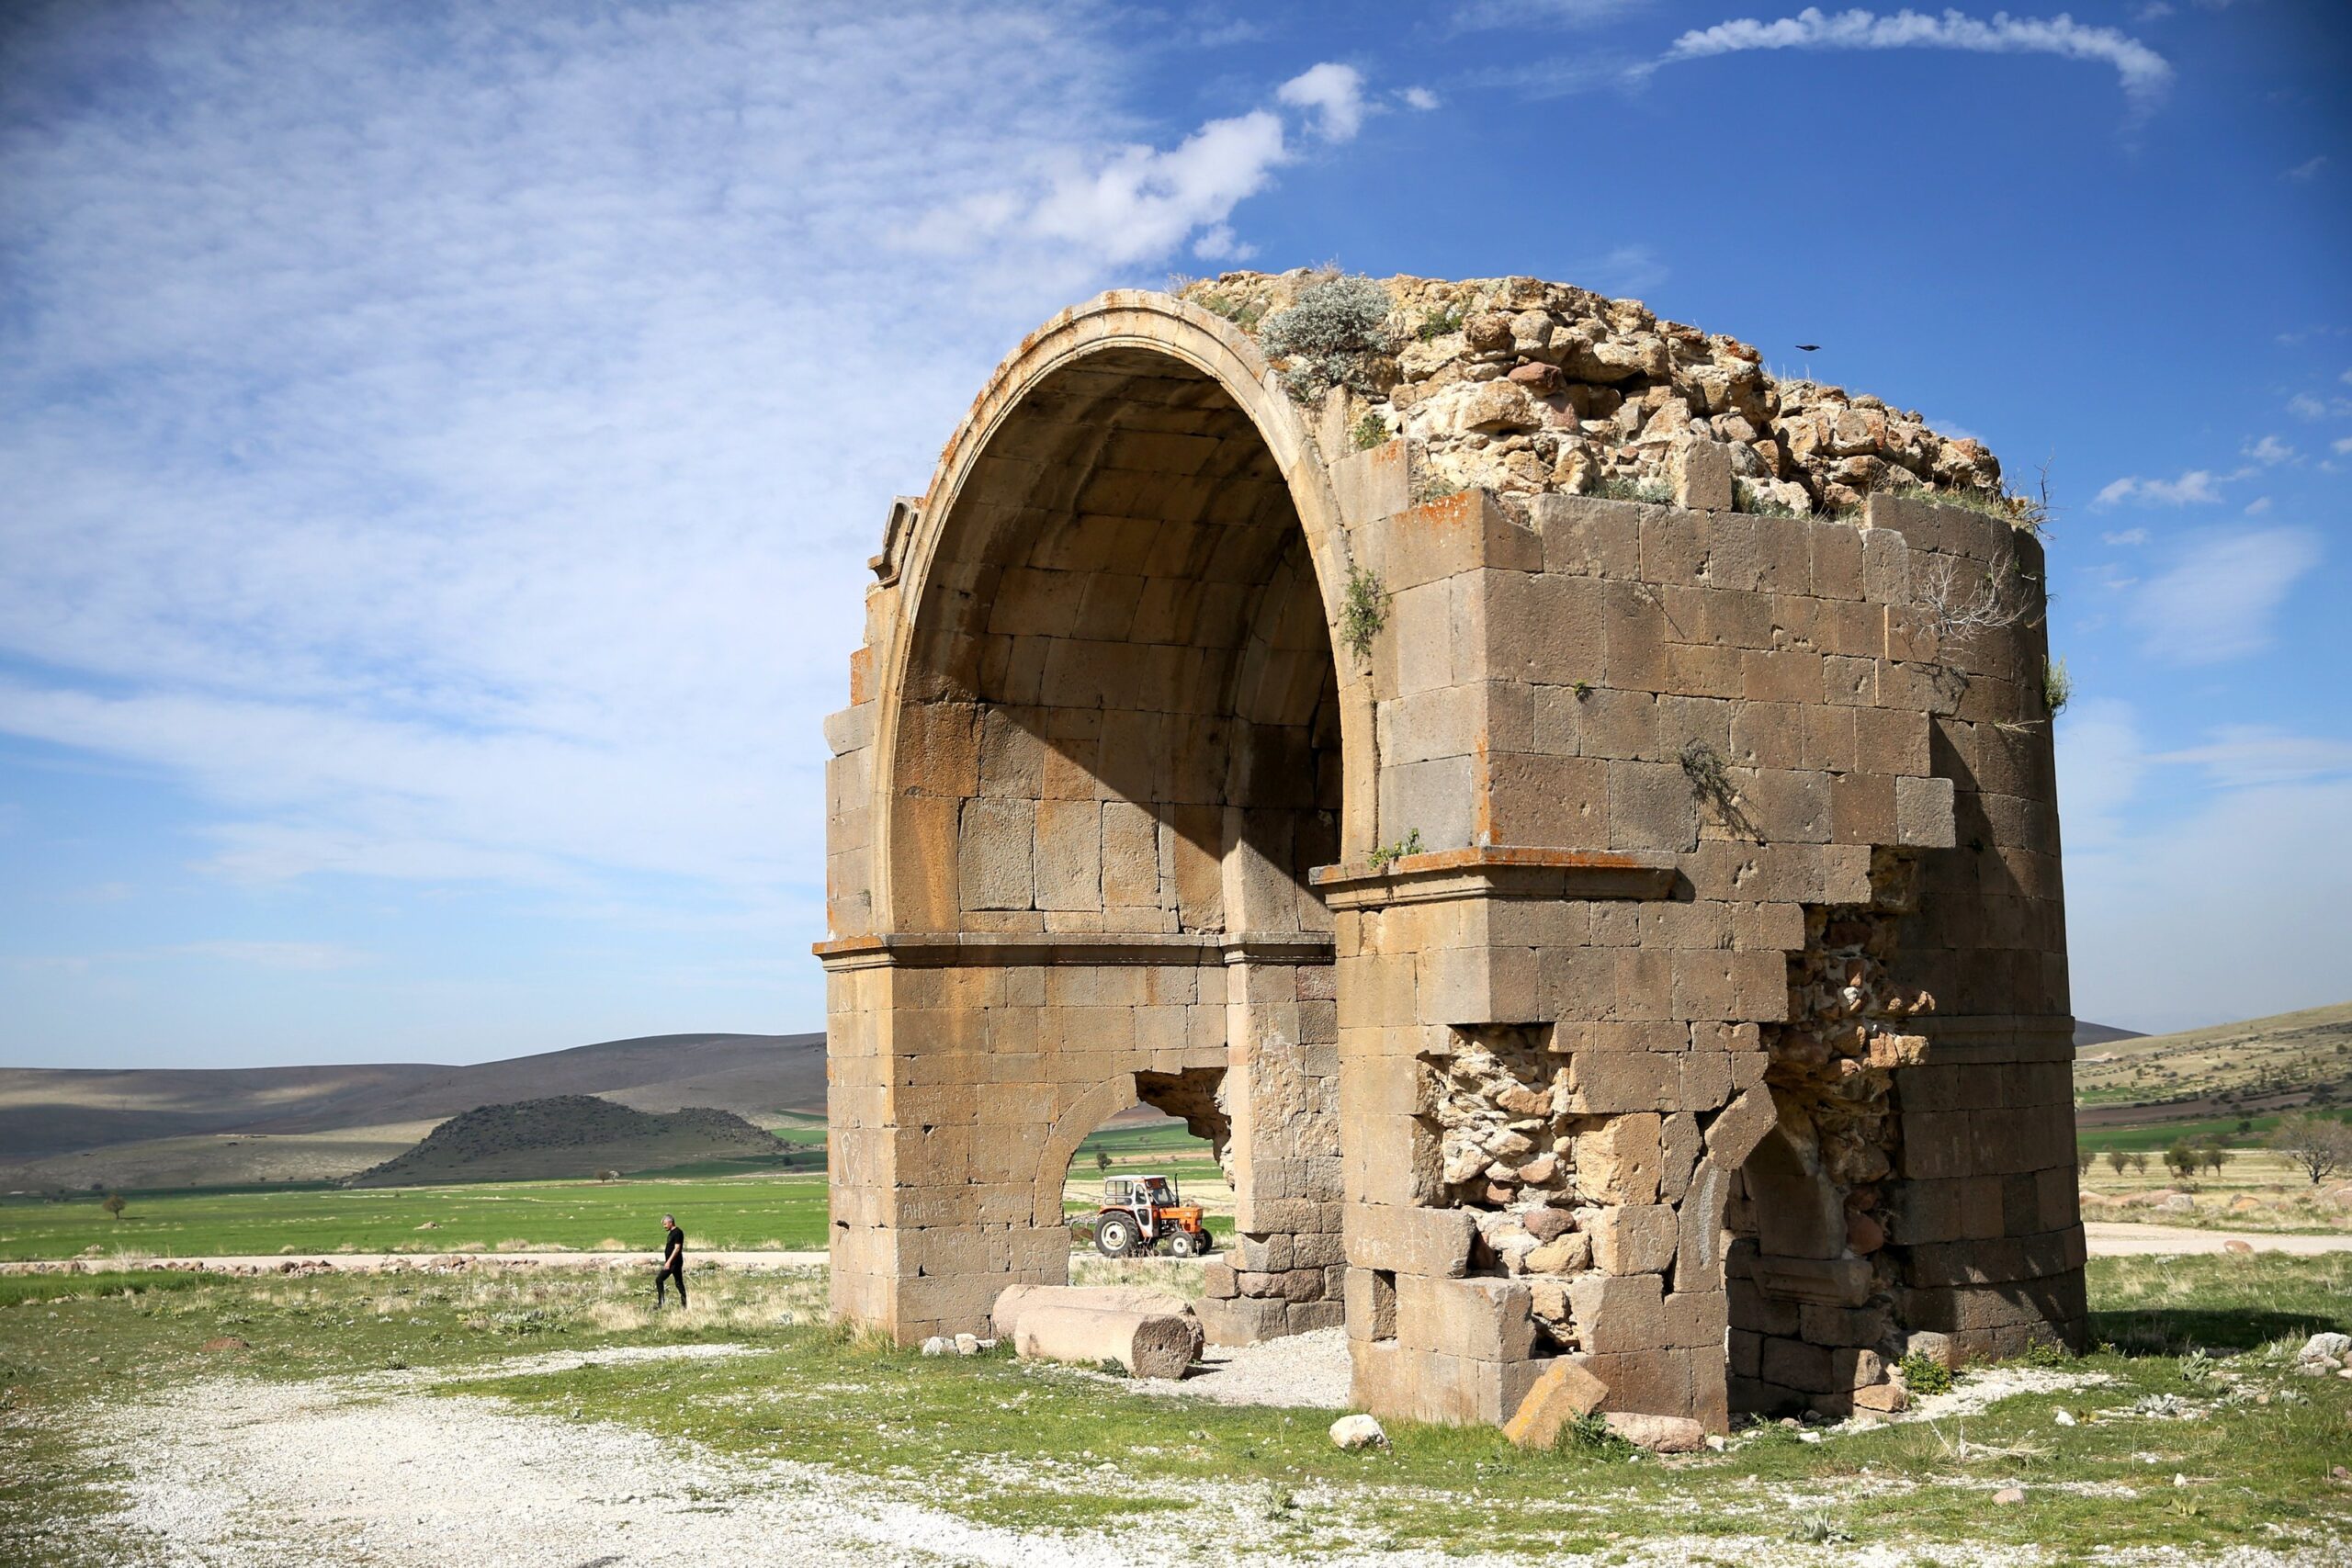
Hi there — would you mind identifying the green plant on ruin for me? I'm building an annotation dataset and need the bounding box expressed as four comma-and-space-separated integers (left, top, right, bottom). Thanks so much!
1732, 479, 1801, 518
1340, 563, 1388, 660
1367, 829, 1422, 873
1571, 679, 1593, 699
1260, 274, 1394, 403
1415, 303, 1465, 342
1195, 290, 1263, 332
1408, 470, 1463, 503
1596, 476, 1673, 505
1898, 1348, 1954, 1396
1351, 408, 1390, 451
2041, 655, 2072, 717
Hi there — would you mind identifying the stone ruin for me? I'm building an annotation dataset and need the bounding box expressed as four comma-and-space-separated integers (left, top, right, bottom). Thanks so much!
819, 271, 2084, 1432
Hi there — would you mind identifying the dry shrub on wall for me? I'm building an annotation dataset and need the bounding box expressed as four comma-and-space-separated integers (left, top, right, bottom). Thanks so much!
1259, 275, 1395, 402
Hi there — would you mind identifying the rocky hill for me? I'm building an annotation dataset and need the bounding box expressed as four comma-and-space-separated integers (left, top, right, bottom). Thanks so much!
347, 1096, 784, 1186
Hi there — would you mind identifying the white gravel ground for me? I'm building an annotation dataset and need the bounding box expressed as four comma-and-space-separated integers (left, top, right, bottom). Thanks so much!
1128, 1325, 1353, 1408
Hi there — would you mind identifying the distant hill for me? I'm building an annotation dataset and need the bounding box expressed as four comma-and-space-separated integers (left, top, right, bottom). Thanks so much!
2075, 1000, 2352, 1129
2073, 1021, 2144, 1049
0, 1032, 822, 1155
347, 1096, 782, 1186
0, 1031, 823, 1190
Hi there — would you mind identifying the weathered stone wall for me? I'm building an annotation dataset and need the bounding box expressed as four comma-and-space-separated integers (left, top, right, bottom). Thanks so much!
821, 277, 2080, 1430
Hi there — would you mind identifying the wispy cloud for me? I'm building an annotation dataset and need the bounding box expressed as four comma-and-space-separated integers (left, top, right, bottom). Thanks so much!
1453, 0, 1656, 29
1644, 7, 2175, 122
2100, 527, 2149, 546
0, 5, 1380, 936
2282, 155, 2329, 182
1400, 85, 1442, 110
2288, 391, 2352, 419
2128, 526, 2323, 663
2094, 468, 2228, 506
2243, 434, 2294, 464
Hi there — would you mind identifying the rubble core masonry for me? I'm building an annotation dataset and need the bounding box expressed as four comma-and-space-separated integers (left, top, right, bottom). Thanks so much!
818, 272, 2083, 1431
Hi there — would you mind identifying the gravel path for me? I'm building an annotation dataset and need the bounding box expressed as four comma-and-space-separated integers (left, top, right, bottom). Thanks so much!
2083, 1223, 2352, 1256
1127, 1325, 1352, 1408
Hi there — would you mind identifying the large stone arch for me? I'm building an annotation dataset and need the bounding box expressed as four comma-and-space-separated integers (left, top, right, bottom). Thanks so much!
821, 296, 1363, 1344
821, 272, 2085, 1427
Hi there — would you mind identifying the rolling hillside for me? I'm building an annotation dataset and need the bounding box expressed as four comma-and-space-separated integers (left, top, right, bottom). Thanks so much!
2075, 1000, 2352, 1128
0, 1032, 824, 1190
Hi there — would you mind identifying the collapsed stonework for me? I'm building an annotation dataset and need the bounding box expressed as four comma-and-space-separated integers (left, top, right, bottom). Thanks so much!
820, 274, 2083, 1434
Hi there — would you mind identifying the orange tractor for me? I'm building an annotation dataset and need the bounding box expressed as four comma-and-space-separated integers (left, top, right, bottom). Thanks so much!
1091, 1174, 1215, 1258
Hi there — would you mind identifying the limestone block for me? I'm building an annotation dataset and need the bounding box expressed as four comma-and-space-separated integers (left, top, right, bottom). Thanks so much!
1896, 773, 1957, 848
1196, 1295, 1291, 1348
1671, 438, 1735, 513
1567, 1271, 1666, 1354
1565, 1052, 1677, 1116
1575, 1113, 1662, 1203
1576, 1346, 1691, 1415
1345, 1203, 1476, 1278
1397, 1273, 1537, 1362
1605, 760, 1697, 853
1590, 1203, 1678, 1275
1502, 1357, 1611, 1449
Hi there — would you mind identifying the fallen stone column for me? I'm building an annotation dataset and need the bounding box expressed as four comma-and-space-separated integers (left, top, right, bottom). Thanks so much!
989, 1283, 1192, 1341
1012, 1301, 1204, 1380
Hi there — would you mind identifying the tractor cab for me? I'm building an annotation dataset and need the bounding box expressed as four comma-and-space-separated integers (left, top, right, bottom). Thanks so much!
1092, 1173, 1213, 1258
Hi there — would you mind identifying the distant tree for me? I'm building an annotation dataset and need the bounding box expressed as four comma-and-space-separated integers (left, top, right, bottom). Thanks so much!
100, 1193, 126, 1222
2105, 1149, 2129, 1177
2236, 1118, 2254, 1135
2196, 1139, 2226, 1176
598, 1169, 621, 1183
2127, 1152, 2150, 1175
2075, 1146, 2095, 1177
1093, 1148, 1112, 1174
2268, 1111, 2352, 1186
2163, 1143, 2197, 1181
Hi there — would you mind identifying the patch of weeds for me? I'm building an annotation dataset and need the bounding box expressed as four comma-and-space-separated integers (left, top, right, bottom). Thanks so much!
1340, 563, 1388, 660
1597, 476, 1673, 504
1415, 304, 1465, 342
1408, 471, 1463, 503
1351, 408, 1391, 451
1563, 1409, 1635, 1459
1258, 1480, 1297, 1520
2021, 1338, 2075, 1370
2041, 655, 2071, 717
1733, 479, 1801, 517
1787, 1507, 1853, 1545
1679, 739, 1756, 838
2177, 1348, 2218, 1385
1367, 829, 1423, 874
1261, 275, 1395, 403
1194, 290, 1263, 332
1900, 1349, 1955, 1396
1571, 679, 1592, 699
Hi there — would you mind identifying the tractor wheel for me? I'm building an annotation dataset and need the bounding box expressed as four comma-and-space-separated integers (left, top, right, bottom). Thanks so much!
1093, 1213, 1137, 1258
1169, 1228, 1206, 1259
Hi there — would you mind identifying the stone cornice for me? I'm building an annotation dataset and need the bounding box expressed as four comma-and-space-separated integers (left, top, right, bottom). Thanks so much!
812, 931, 1333, 971
1310, 845, 1677, 909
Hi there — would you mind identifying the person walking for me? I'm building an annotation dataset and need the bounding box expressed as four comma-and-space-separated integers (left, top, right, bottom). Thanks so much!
653, 1213, 686, 1309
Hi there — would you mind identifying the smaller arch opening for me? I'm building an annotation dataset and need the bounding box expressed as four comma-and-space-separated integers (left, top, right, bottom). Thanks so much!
1062, 1070, 1233, 1274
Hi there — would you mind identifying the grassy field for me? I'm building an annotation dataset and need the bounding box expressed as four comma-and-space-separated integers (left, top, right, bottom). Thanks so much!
0, 1170, 831, 1260
1, 1253, 2346, 1564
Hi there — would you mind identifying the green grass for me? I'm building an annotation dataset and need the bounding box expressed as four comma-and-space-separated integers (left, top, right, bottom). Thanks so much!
0, 1171, 831, 1260
2075, 1107, 2352, 1153
2, 1254, 2346, 1563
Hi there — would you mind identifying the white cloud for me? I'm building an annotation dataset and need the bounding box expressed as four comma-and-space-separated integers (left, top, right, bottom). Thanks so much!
1401, 85, 1442, 110
1277, 62, 1371, 141
0, 3, 1379, 999
2093, 468, 2225, 506
1578, 244, 1670, 297
2132, 1, 2173, 17
2282, 155, 2329, 182
2243, 434, 2293, 464
2287, 391, 2352, 419
2098, 527, 2148, 546
2063, 705, 2352, 1033
1646, 7, 2175, 121
2128, 526, 2323, 663
2334, 435, 2352, 456
2244, 495, 2272, 513
1454, 0, 1657, 28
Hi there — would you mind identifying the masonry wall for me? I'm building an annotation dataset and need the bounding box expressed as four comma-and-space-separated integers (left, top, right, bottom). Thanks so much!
821, 285, 2082, 1429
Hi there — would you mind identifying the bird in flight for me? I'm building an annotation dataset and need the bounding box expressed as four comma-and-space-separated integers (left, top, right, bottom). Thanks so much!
1794, 344, 1821, 353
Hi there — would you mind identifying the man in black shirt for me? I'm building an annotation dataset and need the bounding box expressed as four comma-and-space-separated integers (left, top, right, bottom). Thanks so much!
654, 1213, 686, 1309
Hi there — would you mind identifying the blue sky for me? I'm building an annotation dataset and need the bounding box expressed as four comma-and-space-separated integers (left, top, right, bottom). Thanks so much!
1, 0, 2345, 1068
